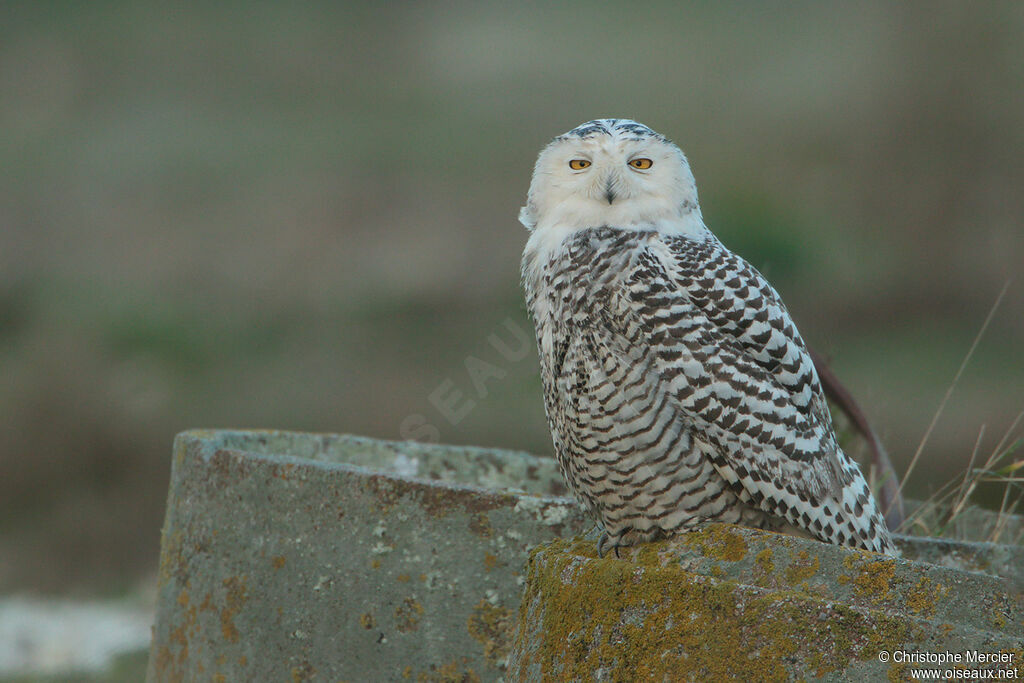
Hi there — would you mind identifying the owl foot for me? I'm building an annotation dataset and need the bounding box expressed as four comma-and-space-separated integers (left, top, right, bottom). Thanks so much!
596, 532, 621, 559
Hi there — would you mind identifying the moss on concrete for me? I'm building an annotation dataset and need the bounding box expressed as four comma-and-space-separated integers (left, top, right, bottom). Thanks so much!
513, 536, 916, 681
841, 554, 897, 604
681, 524, 748, 562
903, 576, 949, 617
783, 549, 820, 585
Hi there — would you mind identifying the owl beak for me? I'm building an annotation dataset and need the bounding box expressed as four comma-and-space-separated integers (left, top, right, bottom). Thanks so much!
603, 177, 617, 205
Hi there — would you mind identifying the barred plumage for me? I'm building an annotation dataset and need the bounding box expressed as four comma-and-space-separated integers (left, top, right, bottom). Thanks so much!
520, 119, 897, 557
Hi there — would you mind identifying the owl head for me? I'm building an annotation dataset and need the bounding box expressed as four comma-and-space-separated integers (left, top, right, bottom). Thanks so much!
519, 119, 702, 234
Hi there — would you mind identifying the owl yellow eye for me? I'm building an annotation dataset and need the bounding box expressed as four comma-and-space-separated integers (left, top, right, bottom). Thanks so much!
629, 158, 653, 170
569, 159, 591, 170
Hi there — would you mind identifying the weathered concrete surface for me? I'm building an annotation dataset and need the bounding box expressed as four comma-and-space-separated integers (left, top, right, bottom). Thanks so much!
898, 534, 1024, 594
147, 430, 588, 682
904, 499, 1024, 548
148, 429, 1023, 681
508, 526, 1024, 682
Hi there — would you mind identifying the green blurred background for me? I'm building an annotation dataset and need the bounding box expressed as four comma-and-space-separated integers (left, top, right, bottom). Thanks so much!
1, 2, 1021, 598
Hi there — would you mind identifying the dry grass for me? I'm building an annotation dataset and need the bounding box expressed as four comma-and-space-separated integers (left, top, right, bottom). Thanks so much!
894, 284, 1023, 543
900, 414, 1023, 544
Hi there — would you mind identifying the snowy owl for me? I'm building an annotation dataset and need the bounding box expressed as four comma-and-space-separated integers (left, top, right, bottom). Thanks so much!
520, 119, 898, 557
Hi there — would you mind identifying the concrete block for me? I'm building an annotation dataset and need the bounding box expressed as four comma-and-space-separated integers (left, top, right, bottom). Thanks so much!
147, 430, 588, 682
508, 526, 1023, 682
148, 430, 1023, 681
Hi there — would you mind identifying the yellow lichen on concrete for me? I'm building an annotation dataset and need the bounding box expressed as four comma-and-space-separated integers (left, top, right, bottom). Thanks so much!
467, 599, 515, 666
1005, 649, 1024, 677
412, 658, 482, 682
904, 576, 949, 617
272, 463, 296, 481
515, 537, 915, 681
681, 524, 749, 562
220, 575, 249, 643
289, 660, 316, 682
842, 556, 897, 604
784, 550, 820, 585
468, 513, 494, 538
157, 529, 186, 587
395, 597, 425, 633
157, 595, 197, 683
756, 548, 776, 574
636, 543, 663, 567
886, 661, 910, 682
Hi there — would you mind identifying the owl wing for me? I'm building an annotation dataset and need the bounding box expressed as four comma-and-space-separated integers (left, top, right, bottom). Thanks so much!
584, 230, 845, 505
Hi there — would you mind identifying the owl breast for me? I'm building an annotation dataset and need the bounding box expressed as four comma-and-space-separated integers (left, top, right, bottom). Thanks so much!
524, 227, 768, 548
